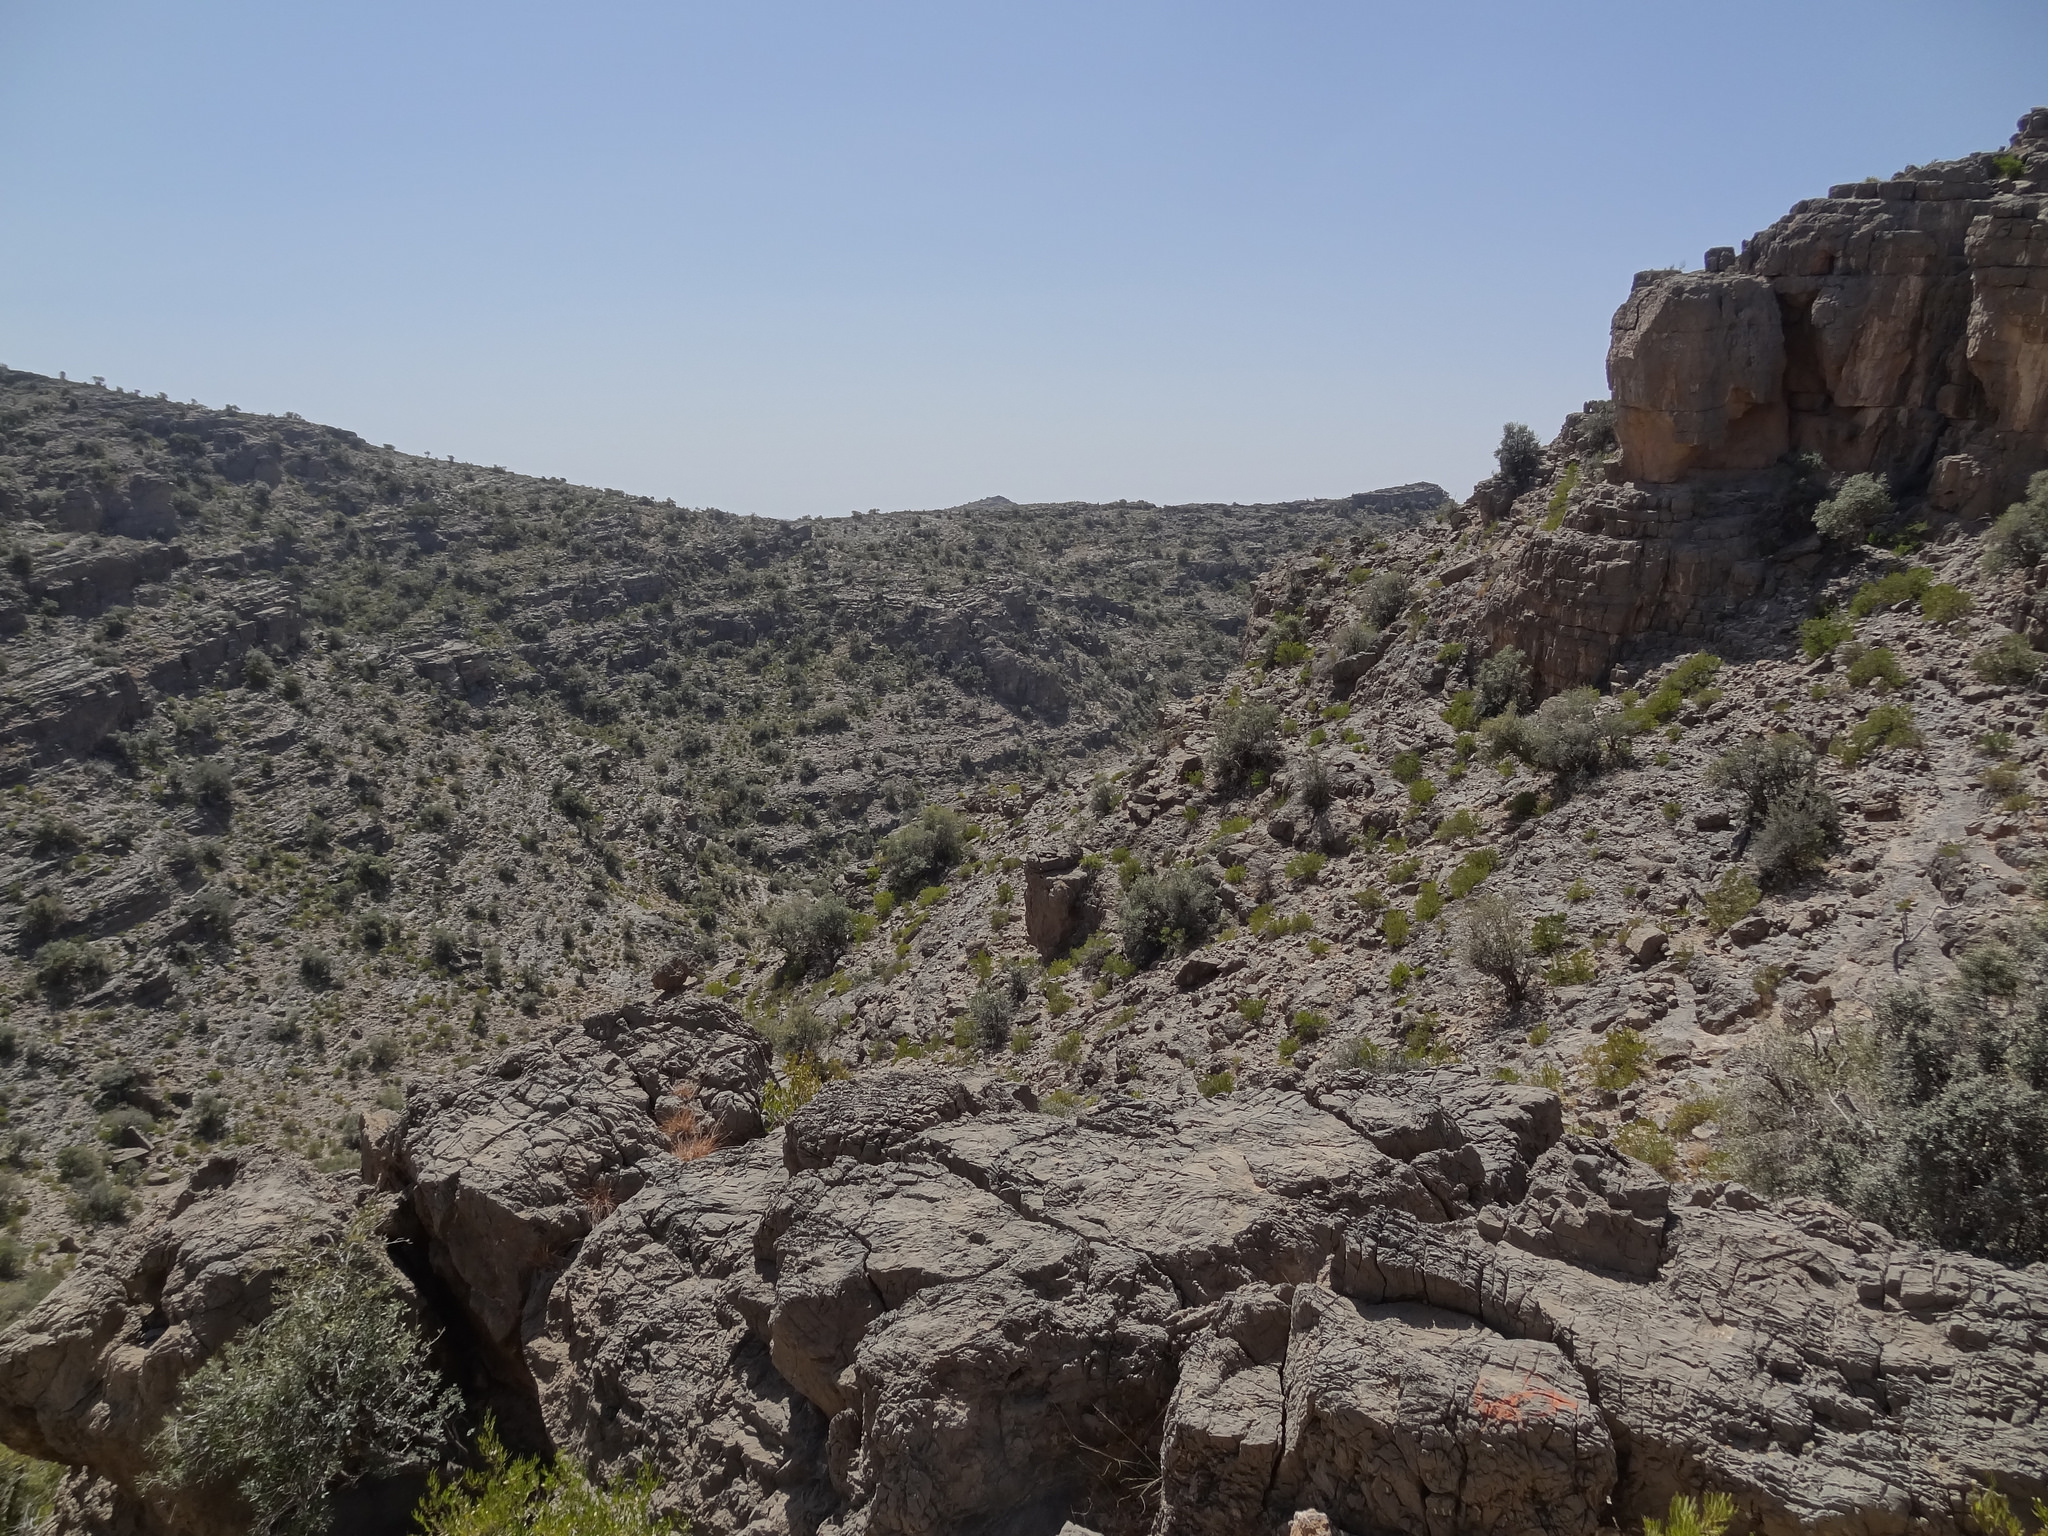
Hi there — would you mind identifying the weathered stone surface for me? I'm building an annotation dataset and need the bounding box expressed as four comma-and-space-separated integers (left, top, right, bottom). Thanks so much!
1024, 848, 1100, 959
0, 1151, 356, 1536
1614, 113, 2048, 508
10, 1051, 2046, 1536
370, 994, 768, 1399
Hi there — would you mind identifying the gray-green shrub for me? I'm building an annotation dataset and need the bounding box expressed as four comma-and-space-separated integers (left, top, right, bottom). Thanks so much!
148, 1218, 459, 1536
879, 807, 967, 895
1812, 472, 1892, 544
1207, 700, 1282, 796
1708, 733, 1840, 883
1358, 571, 1412, 632
766, 893, 855, 980
1119, 865, 1221, 967
1470, 646, 1530, 721
1984, 470, 2048, 571
1722, 937, 2048, 1263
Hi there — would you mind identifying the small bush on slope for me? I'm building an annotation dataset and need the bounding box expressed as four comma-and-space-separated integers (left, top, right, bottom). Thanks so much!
1722, 934, 2048, 1264
415, 1417, 677, 1536
149, 1216, 458, 1536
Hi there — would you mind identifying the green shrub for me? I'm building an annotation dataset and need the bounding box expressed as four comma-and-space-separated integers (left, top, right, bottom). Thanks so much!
1471, 646, 1530, 720
1389, 749, 1423, 784
1848, 566, 1932, 617
1708, 733, 1840, 883
1119, 865, 1220, 967
1283, 851, 1325, 882
17, 890, 66, 948
34, 939, 109, 994
1984, 469, 2048, 571
1434, 808, 1481, 842
1920, 583, 1972, 624
414, 1416, 674, 1536
879, 807, 967, 895
1358, 570, 1412, 631
1530, 913, 1568, 955
1813, 472, 1892, 544
1207, 701, 1283, 796
190, 1091, 231, 1142
1484, 688, 1632, 781
1701, 867, 1761, 932
766, 894, 855, 980
1846, 646, 1906, 691
0, 1443, 60, 1535
1051, 1029, 1082, 1064
299, 948, 335, 989
1971, 631, 2044, 685
1585, 1027, 1650, 1092
550, 782, 598, 823
149, 1217, 459, 1536
1262, 611, 1310, 667
1798, 612, 1854, 659
1614, 1119, 1679, 1178
1834, 703, 1921, 766
1968, 1486, 2048, 1536
1445, 847, 1497, 898
1643, 1491, 1735, 1536
1723, 959, 2048, 1263
1381, 909, 1411, 949
1198, 1070, 1235, 1098
1494, 421, 1542, 493
1413, 880, 1443, 922
1541, 461, 1580, 530
1543, 948, 1596, 986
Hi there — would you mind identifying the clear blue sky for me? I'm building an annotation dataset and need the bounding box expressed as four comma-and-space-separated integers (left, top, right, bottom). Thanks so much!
3, 2, 2044, 517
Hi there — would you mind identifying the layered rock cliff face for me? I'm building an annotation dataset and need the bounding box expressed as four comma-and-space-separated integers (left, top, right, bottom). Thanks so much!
1480, 110, 2048, 691
8, 1007, 2045, 1536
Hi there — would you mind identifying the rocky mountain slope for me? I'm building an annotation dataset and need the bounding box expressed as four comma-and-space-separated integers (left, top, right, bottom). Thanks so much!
2, 109, 2048, 1536
0, 368, 1437, 1273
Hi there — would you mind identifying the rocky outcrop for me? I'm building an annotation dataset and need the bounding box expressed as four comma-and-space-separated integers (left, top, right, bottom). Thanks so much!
1024, 847, 1101, 958
364, 993, 769, 1419
0, 1152, 358, 1536
7, 1043, 2045, 1536
1613, 109, 2048, 509
1473, 110, 2048, 690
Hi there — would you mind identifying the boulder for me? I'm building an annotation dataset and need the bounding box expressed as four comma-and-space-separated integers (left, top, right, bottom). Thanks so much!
1024, 848, 1099, 959
0, 1151, 357, 1536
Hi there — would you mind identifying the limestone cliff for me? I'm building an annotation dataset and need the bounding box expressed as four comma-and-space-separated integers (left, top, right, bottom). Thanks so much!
1480, 108, 2048, 691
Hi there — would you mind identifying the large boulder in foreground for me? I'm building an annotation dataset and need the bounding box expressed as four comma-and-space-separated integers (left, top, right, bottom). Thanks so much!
5, 1032, 2043, 1536
474, 1053, 2048, 1535
0, 1151, 356, 1536
363, 992, 770, 1414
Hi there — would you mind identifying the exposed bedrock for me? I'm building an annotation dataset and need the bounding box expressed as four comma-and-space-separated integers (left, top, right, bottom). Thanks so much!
1474, 110, 2048, 692
3, 1010, 2045, 1536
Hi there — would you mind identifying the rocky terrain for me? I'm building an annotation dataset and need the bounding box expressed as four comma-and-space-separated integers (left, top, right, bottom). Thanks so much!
0, 369, 1437, 1280
1, 108, 2047, 1536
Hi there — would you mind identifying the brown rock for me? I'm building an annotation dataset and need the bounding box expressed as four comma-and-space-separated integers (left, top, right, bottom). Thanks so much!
1023, 847, 1099, 958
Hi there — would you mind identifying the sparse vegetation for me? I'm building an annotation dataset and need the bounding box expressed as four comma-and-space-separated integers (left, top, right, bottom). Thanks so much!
1722, 938, 2048, 1263
148, 1217, 459, 1536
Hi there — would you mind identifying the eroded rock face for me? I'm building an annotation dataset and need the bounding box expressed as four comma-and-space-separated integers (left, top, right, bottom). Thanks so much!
0, 1151, 357, 1536
1612, 110, 2048, 508
8, 1051, 2045, 1536
1473, 111, 2048, 692
366, 993, 770, 1406
475, 1054, 2048, 1535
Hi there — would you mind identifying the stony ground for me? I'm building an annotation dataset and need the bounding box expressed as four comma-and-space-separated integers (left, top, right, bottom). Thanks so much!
731, 483, 2046, 1195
